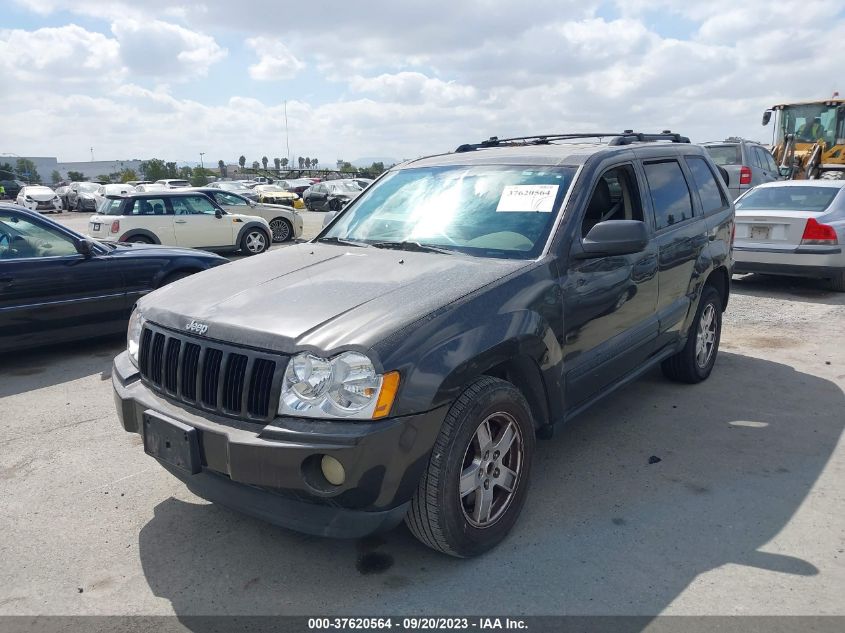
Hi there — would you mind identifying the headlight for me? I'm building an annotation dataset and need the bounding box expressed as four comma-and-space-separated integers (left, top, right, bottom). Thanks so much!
127, 308, 145, 367
279, 351, 400, 419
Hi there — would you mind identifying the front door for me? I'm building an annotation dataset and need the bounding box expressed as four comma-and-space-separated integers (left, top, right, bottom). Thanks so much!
559, 161, 659, 410
171, 195, 232, 248
0, 210, 126, 351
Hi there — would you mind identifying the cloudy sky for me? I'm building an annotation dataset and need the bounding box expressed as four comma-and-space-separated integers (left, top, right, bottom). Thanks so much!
2, 0, 844, 166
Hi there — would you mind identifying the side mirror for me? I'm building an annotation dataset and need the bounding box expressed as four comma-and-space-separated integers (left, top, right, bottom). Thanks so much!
762, 110, 772, 126
75, 238, 94, 256
577, 220, 649, 258
322, 211, 337, 227
215, 209, 223, 219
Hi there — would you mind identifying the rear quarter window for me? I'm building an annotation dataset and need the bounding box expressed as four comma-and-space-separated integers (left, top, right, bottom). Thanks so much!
685, 156, 729, 215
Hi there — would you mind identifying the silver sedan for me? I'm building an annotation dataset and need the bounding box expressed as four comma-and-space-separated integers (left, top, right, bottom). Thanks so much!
733, 180, 845, 290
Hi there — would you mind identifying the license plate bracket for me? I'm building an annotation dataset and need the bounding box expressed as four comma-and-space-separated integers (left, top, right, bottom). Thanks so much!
143, 411, 201, 474
751, 225, 771, 240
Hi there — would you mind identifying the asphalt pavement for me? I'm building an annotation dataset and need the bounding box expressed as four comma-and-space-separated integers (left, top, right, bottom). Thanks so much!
0, 219, 843, 618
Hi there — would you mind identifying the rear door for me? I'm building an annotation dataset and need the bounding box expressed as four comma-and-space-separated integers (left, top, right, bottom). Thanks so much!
0, 210, 126, 351
172, 194, 233, 248
752, 146, 778, 185
640, 156, 709, 350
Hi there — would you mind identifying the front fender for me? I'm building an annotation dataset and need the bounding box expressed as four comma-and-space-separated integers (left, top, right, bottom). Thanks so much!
376, 262, 563, 420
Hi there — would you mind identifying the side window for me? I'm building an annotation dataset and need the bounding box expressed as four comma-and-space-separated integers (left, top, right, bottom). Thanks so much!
0, 212, 79, 259
185, 195, 220, 215
135, 198, 169, 216
685, 156, 728, 215
581, 164, 644, 238
748, 146, 763, 169
643, 161, 694, 230
753, 147, 770, 171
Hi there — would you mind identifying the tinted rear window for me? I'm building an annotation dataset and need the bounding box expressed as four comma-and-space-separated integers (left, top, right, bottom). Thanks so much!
705, 145, 741, 166
643, 161, 694, 230
736, 186, 840, 212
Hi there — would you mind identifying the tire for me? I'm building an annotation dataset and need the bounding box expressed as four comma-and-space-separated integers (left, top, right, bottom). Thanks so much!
304, 199, 312, 211
125, 235, 153, 244
661, 285, 722, 383
269, 218, 293, 242
406, 376, 535, 558
328, 197, 342, 212
820, 171, 845, 181
240, 228, 270, 255
828, 270, 845, 292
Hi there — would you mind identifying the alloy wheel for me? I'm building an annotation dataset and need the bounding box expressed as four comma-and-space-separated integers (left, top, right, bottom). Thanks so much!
269, 219, 290, 242
459, 411, 524, 528
695, 303, 717, 368
245, 231, 267, 253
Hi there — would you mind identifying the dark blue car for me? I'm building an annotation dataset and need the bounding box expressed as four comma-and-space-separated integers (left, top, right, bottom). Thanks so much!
0, 202, 227, 352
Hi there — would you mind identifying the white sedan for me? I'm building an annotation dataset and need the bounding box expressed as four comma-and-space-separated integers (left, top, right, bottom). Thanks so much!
16, 185, 63, 213
733, 180, 845, 291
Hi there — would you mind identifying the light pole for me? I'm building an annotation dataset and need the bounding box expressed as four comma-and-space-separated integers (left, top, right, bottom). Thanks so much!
199, 152, 205, 170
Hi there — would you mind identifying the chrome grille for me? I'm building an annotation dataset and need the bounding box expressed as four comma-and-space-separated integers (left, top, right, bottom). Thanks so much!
138, 323, 283, 421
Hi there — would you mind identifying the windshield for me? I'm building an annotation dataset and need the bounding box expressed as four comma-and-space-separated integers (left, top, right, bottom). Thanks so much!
321, 165, 575, 259
259, 185, 286, 192
78, 183, 98, 193
778, 103, 844, 145
705, 145, 741, 166
736, 186, 841, 212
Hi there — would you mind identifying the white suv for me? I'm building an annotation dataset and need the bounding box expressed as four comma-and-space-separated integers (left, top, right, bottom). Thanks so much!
87, 191, 272, 255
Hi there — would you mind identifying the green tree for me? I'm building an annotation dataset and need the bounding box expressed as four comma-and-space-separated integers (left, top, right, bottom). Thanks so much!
0, 162, 16, 179
274, 157, 281, 171
165, 162, 178, 178
280, 158, 288, 169
297, 156, 304, 169
15, 158, 41, 183
262, 156, 268, 170
139, 159, 167, 181
95, 174, 111, 183
238, 155, 246, 171
304, 157, 311, 169
252, 161, 260, 170
312, 158, 318, 169
218, 160, 227, 177
191, 167, 211, 186
119, 168, 138, 183
67, 170, 85, 182
339, 161, 354, 172
50, 170, 61, 183
178, 166, 193, 180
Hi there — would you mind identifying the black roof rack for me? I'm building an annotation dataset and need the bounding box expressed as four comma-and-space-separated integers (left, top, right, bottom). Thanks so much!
455, 130, 690, 152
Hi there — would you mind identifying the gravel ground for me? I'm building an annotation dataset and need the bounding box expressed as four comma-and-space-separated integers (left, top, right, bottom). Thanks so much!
0, 230, 843, 617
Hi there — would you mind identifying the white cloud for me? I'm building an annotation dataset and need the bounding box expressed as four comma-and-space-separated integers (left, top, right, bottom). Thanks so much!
349, 72, 478, 105
246, 37, 305, 81
110, 18, 226, 79
0, 24, 122, 85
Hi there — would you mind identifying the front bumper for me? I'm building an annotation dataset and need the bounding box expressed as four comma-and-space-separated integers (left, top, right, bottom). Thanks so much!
733, 244, 843, 278
112, 351, 445, 538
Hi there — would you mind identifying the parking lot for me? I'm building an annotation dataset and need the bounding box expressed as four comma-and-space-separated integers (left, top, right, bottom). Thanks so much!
1, 209, 843, 616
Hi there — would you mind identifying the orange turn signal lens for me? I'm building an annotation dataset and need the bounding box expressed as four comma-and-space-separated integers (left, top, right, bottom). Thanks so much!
373, 371, 400, 419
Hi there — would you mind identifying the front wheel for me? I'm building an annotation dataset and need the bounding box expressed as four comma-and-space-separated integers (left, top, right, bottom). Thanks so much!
662, 285, 722, 383
269, 218, 293, 242
406, 376, 535, 557
240, 228, 269, 255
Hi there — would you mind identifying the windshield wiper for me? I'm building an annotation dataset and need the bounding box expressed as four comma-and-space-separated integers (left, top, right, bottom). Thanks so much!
316, 236, 369, 248
370, 240, 456, 255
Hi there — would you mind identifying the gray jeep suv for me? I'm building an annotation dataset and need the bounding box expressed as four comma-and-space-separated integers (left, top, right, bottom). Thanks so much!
112, 132, 734, 557
703, 137, 781, 200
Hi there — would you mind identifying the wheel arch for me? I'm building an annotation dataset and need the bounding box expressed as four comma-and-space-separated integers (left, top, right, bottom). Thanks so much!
235, 221, 272, 246
118, 228, 160, 244
705, 265, 730, 312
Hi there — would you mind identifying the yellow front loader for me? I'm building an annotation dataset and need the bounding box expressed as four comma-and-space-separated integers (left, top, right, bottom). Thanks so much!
763, 97, 845, 180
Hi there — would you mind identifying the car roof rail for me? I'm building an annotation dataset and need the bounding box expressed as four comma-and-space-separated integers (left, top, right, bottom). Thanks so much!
455, 130, 690, 152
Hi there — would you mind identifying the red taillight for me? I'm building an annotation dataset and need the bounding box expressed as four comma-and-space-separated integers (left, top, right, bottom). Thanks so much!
800, 218, 838, 245
110, 220, 120, 234
739, 166, 752, 185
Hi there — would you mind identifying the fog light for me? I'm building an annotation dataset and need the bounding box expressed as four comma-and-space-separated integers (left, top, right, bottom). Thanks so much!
320, 455, 345, 486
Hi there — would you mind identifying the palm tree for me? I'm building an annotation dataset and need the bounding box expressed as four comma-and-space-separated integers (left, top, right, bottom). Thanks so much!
305, 157, 311, 169
238, 155, 246, 172
298, 156, 304, 169
281, 158, 288, 168
252, 161, 260, 170
312, 158, 319, 169
274, 157, 281, 171
262, 156, 268, 170
218, 159, 226, 177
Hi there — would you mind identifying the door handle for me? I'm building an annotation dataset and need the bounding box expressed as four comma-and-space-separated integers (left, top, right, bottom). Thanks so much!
175, 220, 187, 224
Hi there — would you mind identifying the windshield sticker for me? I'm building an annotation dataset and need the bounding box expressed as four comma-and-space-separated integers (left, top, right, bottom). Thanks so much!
496, 184, 559, 212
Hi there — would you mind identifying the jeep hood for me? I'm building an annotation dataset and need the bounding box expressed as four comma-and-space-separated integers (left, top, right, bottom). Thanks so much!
139, 243, 528, 356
